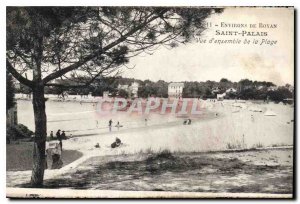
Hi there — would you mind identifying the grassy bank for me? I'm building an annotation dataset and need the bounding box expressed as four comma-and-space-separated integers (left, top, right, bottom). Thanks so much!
6, 142, 83, 171
35, 149, 293, 194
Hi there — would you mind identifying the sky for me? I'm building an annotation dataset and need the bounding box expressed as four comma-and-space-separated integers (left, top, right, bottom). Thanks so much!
122, 7, 294, 86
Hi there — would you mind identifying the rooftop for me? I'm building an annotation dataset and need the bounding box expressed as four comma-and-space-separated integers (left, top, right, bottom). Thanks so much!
168, 82, 184, 87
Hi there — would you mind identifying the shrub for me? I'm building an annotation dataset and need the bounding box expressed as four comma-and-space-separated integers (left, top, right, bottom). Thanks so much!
252, 142, 264, 149
271, 143, 290, 147
145, 149, 178, 173
155, 149, 173, 159
15, 124, 34, 138
7, 124, 34, 141
226, 142, 242, 150
267, 88, 293, 102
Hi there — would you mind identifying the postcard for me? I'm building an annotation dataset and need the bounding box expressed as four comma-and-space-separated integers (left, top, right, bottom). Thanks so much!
6, 6, 294, 198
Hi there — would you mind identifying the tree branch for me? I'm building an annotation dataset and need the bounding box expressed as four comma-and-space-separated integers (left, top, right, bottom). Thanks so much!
45, 61, 115, 89
42, 10, 167, 84
45, 83, 88, 89
6, 58, 34, 88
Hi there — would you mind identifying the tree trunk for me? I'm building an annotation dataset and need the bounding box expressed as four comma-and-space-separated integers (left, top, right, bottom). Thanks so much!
30, 85, 47, 187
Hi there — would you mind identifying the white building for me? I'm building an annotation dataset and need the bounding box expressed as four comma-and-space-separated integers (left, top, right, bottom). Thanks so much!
168, 82, 184, 99
226, 88, 237, 93
267, 86, 278, 91
118, 84, 129, 91
217, 93, 226, 100
212, 87, 221, 94
257, 85, 265, 90
129, 82, 139, 98
103, 91, 110, 98
118, 82, 139, 98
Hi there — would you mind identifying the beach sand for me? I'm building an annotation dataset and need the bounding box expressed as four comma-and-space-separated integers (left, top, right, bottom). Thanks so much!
7, 98, 294, 188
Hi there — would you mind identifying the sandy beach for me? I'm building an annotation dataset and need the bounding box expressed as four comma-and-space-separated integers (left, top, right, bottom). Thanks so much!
7, 97, 294, 189
17, 97, 294, 154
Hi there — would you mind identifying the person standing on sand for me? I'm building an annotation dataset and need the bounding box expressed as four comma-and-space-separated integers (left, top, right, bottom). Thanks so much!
56, 129, 62, 149
50, 131, 54, 140
61, 130, 66, 139
115, 121, 122, 131
109, 119, 113, 132
56, 129, 61, 138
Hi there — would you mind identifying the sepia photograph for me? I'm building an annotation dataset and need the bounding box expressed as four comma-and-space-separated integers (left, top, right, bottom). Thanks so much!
5, 6, 295, 198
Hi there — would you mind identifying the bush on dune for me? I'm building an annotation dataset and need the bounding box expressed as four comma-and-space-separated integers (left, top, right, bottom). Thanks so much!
7, 123, 34, 141
145, 150, 199, 173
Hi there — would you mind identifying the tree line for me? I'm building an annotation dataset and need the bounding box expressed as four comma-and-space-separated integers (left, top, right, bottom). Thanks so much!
16, 76, 294, 102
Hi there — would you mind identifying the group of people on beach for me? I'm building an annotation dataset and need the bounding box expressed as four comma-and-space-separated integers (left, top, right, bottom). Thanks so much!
49, 129, 67, 149
95, 137, 123, 149
107, 118, 149, 132
108, 119, 123, 132
111, 137, 122, 148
